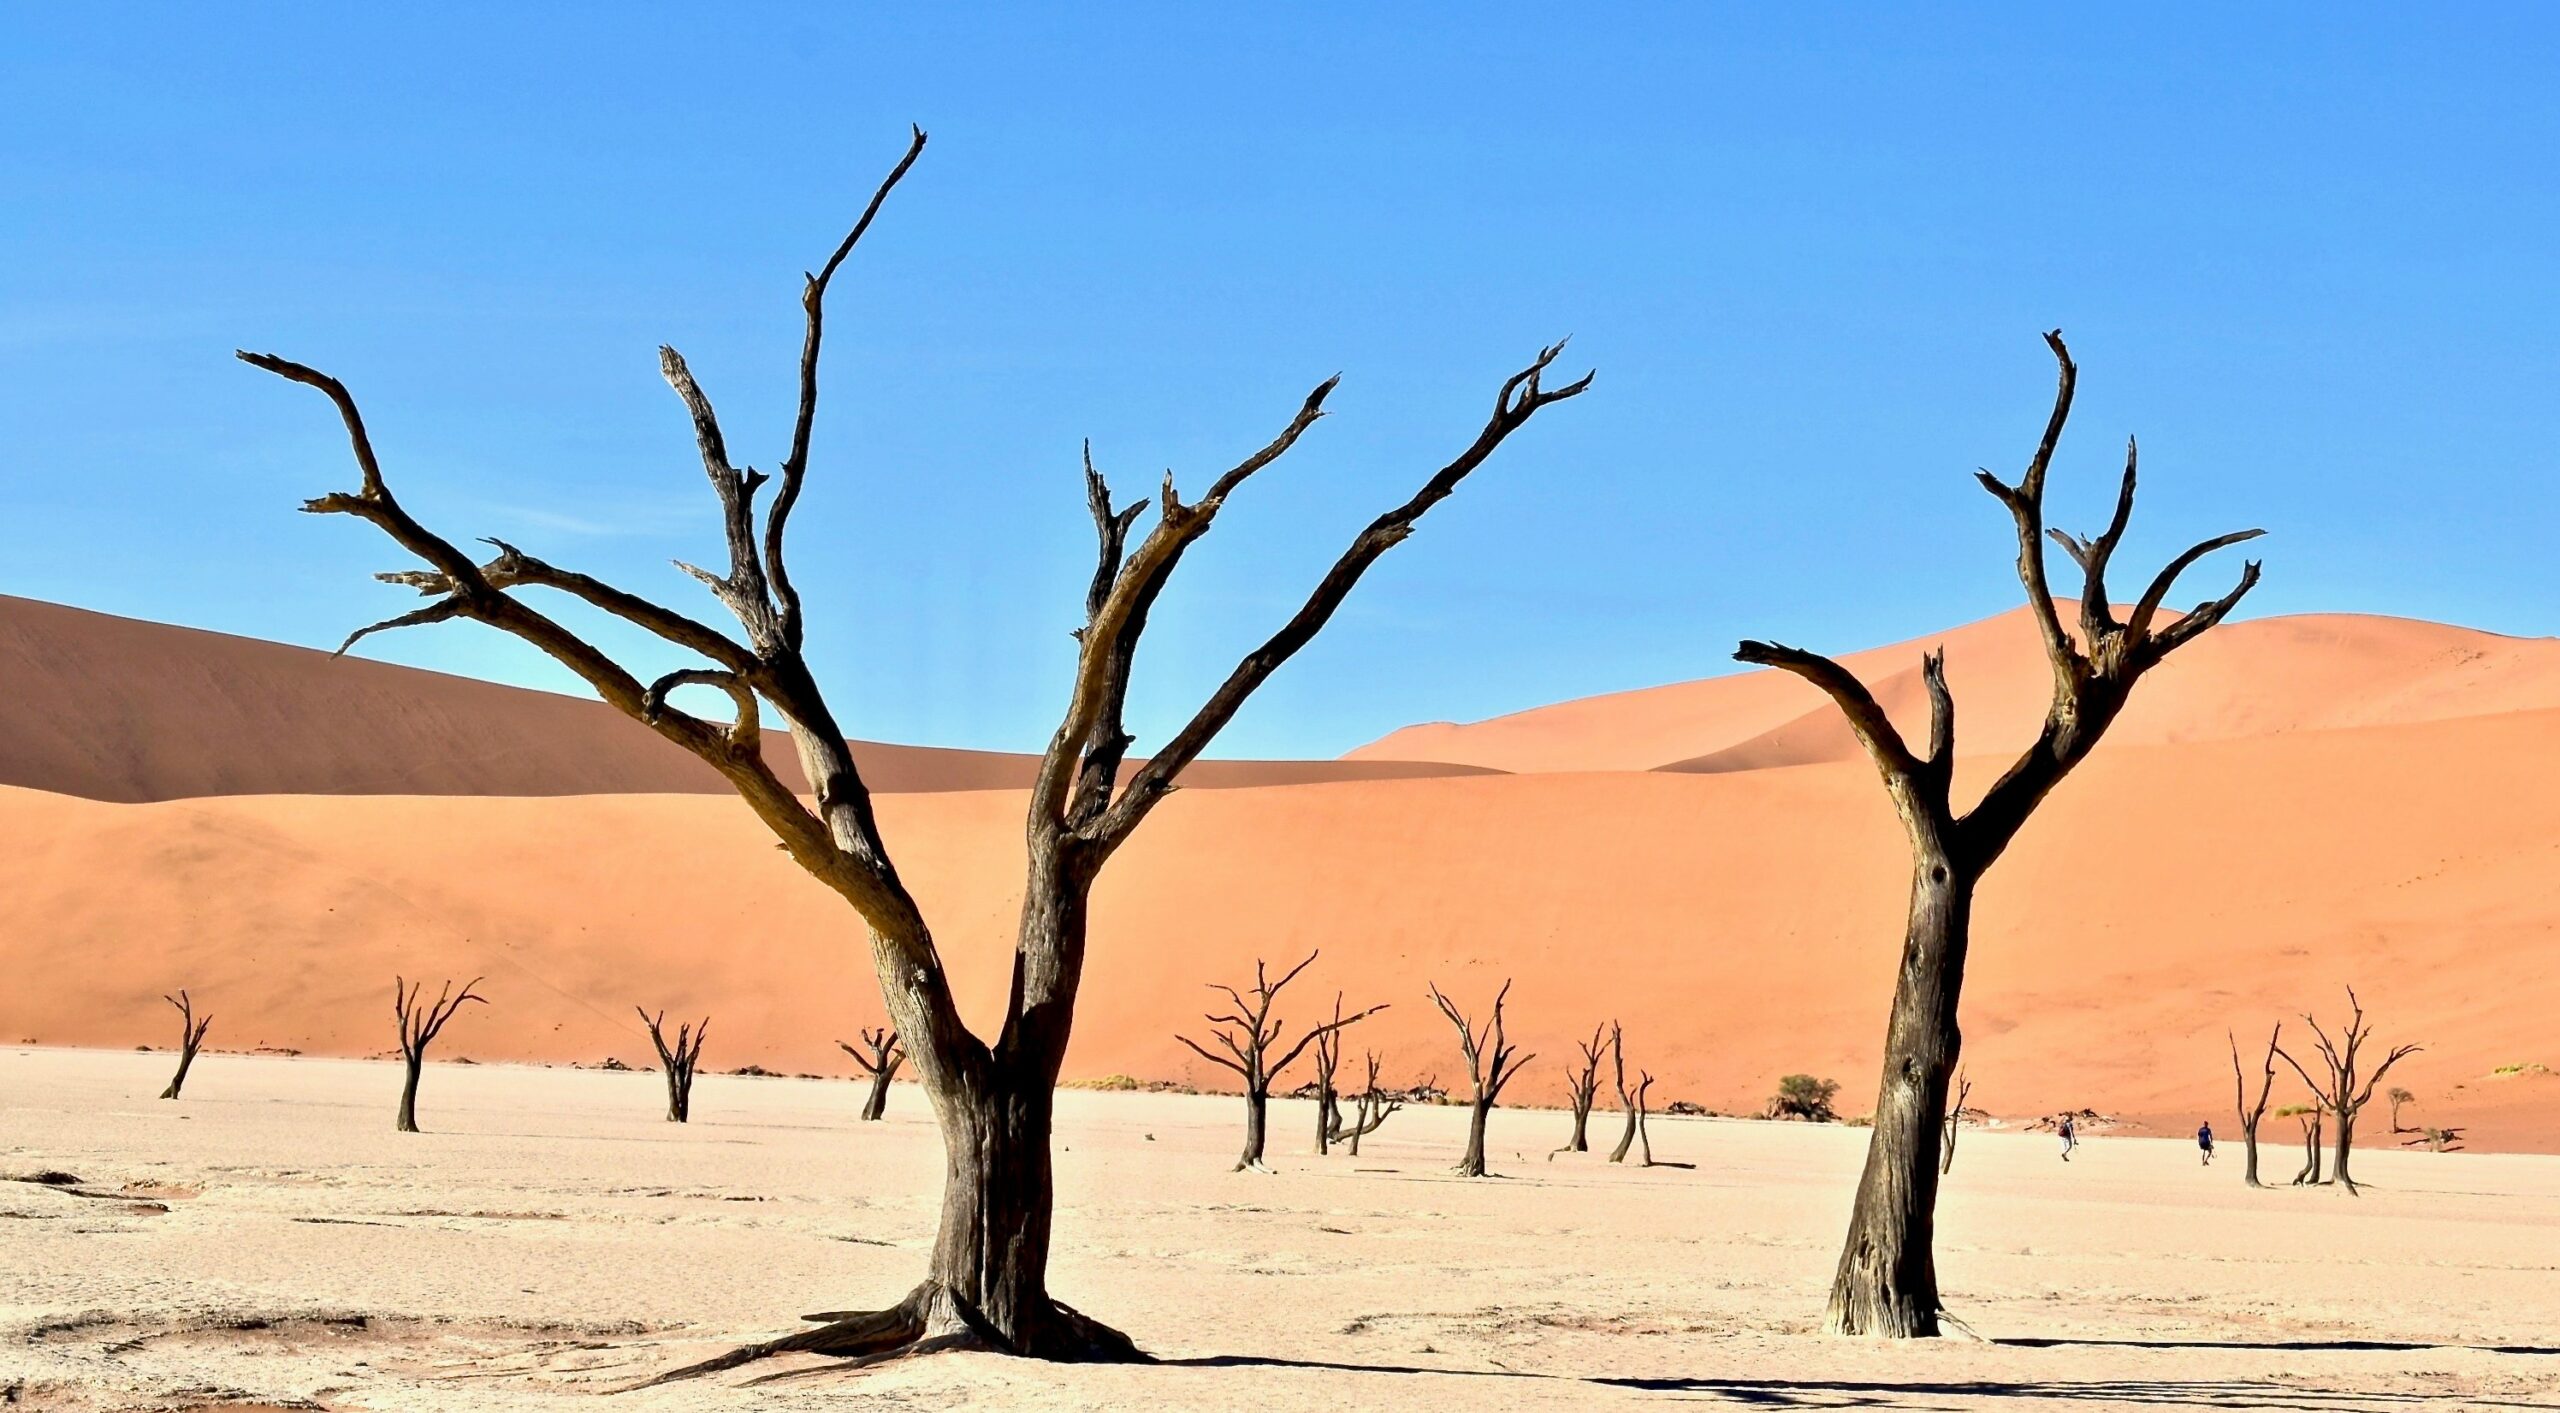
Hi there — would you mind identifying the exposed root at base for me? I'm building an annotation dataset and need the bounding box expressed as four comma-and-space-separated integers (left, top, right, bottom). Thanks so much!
628, 1281, 1146, 1388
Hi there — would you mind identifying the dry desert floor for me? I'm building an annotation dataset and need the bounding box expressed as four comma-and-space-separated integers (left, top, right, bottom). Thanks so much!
5, 1047, 2557, 1412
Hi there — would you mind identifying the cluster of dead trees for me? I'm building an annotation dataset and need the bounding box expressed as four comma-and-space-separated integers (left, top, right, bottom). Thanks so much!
240, 125, 2293, 1365
2227, 987, 2424, 1194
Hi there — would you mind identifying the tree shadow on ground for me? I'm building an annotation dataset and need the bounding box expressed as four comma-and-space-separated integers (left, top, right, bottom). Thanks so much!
1170, 1356, 2560, 1410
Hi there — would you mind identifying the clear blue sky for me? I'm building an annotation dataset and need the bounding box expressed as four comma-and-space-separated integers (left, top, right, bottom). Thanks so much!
6, 7, 2554, 758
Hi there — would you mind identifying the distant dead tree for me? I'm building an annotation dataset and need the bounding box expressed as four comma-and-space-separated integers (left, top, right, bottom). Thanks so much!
1559, 1023, 1607, 1154
1177, 953, 1383, 1172
639, 1009, 710, 1123
2230, 1024, 2282, 1188
1429, 980, 1535, 1177
1341, 1051, 1404, 1156
2277, 987, 2421, 1195
391, 975, 485, 1133
2405, 1125, 2464, 1152
2386, 1086, 2417, 1134
1310, 992, 1386, 1155
2277, 1104, 2325, 1185
1606, 1023, 1641, 1162
1938, 1070, 1973, 1176
246, 123, 1584, 1372
1735, 331, 2263, 1336
156, 990, 213, 1100
837, 1028, 906, 1122
1630, 1069, 1658, 1166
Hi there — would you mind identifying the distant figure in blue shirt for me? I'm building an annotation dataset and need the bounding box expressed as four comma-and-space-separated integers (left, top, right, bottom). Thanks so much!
2198, 1121, 2216, 1166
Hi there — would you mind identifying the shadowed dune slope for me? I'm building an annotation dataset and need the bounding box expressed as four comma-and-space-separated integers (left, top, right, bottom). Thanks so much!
0, 595, 1488, 801
1352, 603, 2560, 774
6, 703, 2554, 1151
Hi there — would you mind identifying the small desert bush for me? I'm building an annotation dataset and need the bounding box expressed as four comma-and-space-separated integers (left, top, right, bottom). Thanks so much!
2491, 1062, 2550, 1077
1767, 1073, 1841, 1122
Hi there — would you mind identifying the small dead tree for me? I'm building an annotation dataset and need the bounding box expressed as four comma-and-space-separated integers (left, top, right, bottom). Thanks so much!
1560, 1023, 1607, 1153
1631, 1069, 1658, 1166
838, 1028, 906, 1122
2230, 1023, 2281, 1188
1429, 980, 1534, 1177
639, 1009, 710, 1122
156, 990, 213, 1100
1736, 331, 2263, 1336
2278, 1104, 2325, 1185
1938, 1070, 1973, 1176
250, 124, 1582, 1372
2277, 987, 2421, 1195
392, 975, 486, 1133
1606, 1022, 1641, 1163
1310, 992, 1385, 1155
2387, 1086, 2416, 1134
1342, 1051, 1404, 1156
1177, 953, 1382, 1172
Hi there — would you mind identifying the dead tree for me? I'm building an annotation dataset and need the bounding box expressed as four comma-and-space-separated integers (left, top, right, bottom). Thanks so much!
2387, 1086, 2416, 1133
1176, 953, 1382, 1172
639, 1009, 710, 1123
243, 126, 1586, 1374
1606, 1022, 1642, 1162
392, 975, 485, 1133
1938, 1070, 1972, 1176
2281, 1105, 2325, 1185
156, 990, 213, 1100
2277, 987, 2421, 1195
838, 1027, 906, 1122
1631, 1069, 1658, 1166
1735, 332, 2263, 1336
1342, 1051, 1403, 1156
1310, 992, 1385, 1155
1560, 1023, 1607, 1153
1430, 980, 1535, 1177
2230, 1024, 2281, 1188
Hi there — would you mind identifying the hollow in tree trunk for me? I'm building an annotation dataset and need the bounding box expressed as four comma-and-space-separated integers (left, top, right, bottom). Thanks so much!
1738, 332, 2264, 1337
250, 127, 1583, 1379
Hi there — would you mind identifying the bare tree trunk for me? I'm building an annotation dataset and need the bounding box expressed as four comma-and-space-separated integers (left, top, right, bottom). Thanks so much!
2232, 1023, 2279, 1189
1459, 1099, 1492, 1178
157, 991, 212, 1100
840, 1027, 906, 1122
2292, 1112, 2324, 1185
1239, 1089, 1270, 1170
863, 1068, 894, 1122
397, 1055, 424, 1134
640, 1009, 708, 1123
1825, 855, 1968, 1337
2332, 1108, 2359, 1192
1605, 1022, 1638, 1163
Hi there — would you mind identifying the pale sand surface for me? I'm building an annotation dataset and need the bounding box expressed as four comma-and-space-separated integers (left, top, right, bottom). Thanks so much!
6, 1048, 2557, 1412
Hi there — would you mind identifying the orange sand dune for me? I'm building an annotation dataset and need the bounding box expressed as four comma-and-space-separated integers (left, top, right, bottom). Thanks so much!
0, 595, 1487, 801
1355, 603, 2560, 774
5, 700, 2554, 1151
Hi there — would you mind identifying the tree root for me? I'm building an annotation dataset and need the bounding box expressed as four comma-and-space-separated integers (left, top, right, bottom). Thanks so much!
629, 1281, 1146, 1388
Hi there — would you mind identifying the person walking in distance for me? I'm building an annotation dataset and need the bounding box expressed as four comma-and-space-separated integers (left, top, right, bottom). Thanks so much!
2058, 1113, 2077, 1162
2197, 1120, 2216, 1166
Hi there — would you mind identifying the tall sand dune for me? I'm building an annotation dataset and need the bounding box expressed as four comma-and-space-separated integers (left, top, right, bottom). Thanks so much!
6, 703, 2553, 1151
1353, 603, 2560, 774
0, 595, 1487, 801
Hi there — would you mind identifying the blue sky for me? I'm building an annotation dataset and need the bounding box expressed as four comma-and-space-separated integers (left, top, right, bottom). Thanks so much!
5, 7, 2555, 757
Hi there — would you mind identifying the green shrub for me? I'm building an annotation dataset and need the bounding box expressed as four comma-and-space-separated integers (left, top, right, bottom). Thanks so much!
1768, 1073, 1841, 1122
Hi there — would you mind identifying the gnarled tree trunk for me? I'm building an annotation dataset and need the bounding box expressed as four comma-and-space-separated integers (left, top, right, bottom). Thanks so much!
1739, 332, 2264, 1337
247, 125, 1585, 1380
157, 990, 212, 1100
2231, 1024, 2280, 1188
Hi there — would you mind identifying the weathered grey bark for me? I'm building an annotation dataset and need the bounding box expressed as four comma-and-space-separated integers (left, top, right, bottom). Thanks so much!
640, 1008, 709, 1123
244, 126, 1586, 1377
1431, 980, 1534, 1178
1606, 1022, 1639, 1163
1632, 1070, 1657, 1166
391, 975, 485, 1134
1938, 1070, 1972, 1177
1177, 952, 1382, 1171
2231, 1024, 2281, 1188
1560, 1023, 1605, 1153
1736, 332, 2264, 1337
2277, 988, 2421, 1196
157, 990, 212, 1100
839, 1027, 906, 1121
